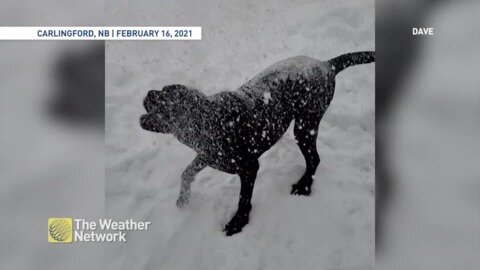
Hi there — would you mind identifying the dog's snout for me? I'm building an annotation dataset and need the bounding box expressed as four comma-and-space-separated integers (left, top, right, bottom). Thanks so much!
140, 114, 149, 126
147, 90, 161, 101
143, 98, 153, 113
140, 113, 161, 127
144, 90, 162, 113
147, 90, 156, 96
140, 113, 166, 133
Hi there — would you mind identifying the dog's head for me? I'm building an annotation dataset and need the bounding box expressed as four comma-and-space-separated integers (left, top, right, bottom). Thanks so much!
140, 84, 198, 134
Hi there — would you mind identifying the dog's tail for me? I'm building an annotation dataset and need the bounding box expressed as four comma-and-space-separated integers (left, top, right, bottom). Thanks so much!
328, 51, 375, 75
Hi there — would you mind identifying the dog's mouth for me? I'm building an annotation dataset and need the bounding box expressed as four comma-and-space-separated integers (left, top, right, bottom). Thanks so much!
139, 113, 170, 133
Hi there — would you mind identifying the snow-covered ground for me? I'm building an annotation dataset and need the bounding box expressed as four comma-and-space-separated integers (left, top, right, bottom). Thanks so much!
106, 1, 374, 269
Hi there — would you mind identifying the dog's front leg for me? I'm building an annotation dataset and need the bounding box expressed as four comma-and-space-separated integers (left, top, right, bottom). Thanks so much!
224, 160, 259, 236
176, 155, 206, 208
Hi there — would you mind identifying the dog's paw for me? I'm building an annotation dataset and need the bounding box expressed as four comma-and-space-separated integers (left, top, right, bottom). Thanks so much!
223, 213, 249, 236
176, 196, 190, 208
291, 183, 312, 196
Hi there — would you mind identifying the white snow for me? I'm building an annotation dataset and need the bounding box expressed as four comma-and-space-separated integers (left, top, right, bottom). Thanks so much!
263, 92, 272, 104
106, 0, 374, 269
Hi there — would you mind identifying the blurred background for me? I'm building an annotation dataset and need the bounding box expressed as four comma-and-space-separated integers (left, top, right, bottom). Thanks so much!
0, 1, 105, 270
376, 0, 480, 269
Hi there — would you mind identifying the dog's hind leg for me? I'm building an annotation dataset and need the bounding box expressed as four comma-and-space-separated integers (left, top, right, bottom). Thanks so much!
291, 115, 322, 196
176, 155, 206, 207
224, 159, 259, 236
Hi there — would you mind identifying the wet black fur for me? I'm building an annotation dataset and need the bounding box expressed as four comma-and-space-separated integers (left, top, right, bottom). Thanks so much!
140, 51, 374, 236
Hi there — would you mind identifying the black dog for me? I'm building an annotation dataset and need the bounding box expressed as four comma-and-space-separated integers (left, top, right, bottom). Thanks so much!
140, 51, 375, 236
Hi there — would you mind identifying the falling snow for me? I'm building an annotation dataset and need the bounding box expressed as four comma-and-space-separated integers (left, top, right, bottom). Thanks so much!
263, 92, 272, 104
106, 1, 374, 269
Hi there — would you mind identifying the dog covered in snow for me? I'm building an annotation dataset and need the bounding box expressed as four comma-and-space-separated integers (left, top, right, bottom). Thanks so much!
140, 51, 375, 236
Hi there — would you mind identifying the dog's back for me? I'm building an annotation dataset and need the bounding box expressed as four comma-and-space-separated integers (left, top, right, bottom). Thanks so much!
236, 55, 334, 128
237, 56, 332, 105
201, 56, 335, 163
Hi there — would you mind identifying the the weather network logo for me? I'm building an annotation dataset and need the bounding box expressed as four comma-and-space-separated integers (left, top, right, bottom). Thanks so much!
47, 217, 151, 243
48, 218, 73, 243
